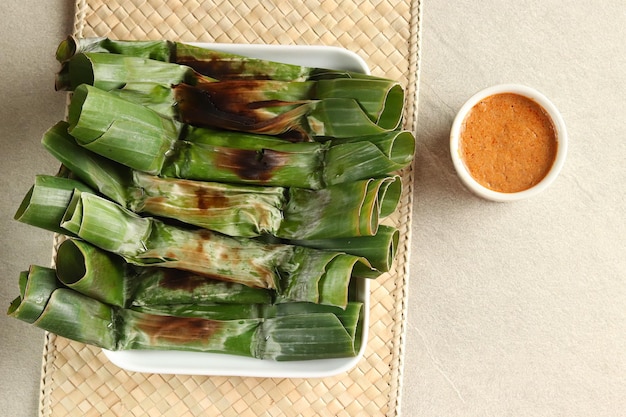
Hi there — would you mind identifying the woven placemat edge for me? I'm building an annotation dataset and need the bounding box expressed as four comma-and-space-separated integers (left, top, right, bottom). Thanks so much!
72, 0, 87, 39
389, 1, 423, 415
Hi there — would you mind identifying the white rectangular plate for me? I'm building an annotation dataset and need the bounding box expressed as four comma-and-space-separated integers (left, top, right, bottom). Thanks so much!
103, 43, 371, 378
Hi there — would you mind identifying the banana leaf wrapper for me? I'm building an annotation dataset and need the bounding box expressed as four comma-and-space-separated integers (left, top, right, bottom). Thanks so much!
59, 51, 403, 138
55, 238, 365, 312
135, 301, 363, 349
59, 190, 367, 305
41, 123, 285, 237
8, 266, 362, 360
165, 127, 327, 189
13, 174, 94, 236
140, 174, 401, 241
131, 302, 364, 360
173, 83, 394, 139
56, 36, 382, 82
7, 265, 116, 349
15, 170, 395, 251
60, 189, 289, 289
171, 77, 403, 130
67, 84, 181, 174
60, 84, 413, 187
289, 225, 400, 278
108, 82, 408, 154
55, 238, 273, 308
40, 123, 404, 240
119, 308, 361, 360
58, 85, 415, 189
278, 176, 402, 240
166, 126, 414, 189
57, 51, 214, 91
130, 173, 286, 237
16, 175, 397, 292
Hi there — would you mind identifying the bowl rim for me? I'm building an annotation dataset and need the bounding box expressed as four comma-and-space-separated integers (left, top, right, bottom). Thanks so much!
449, 84, 568, 202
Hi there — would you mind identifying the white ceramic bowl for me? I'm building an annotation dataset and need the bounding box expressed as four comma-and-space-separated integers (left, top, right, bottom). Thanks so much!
449, 84, 568, 202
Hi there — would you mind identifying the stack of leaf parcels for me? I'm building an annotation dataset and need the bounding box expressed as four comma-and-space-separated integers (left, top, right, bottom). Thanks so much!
8, 37, 415, 361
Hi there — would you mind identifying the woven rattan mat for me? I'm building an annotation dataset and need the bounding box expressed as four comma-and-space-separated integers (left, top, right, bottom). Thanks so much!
39, 1, 422, 416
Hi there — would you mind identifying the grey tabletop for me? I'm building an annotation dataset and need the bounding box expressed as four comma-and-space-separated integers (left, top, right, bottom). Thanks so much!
1, 1, 625, 416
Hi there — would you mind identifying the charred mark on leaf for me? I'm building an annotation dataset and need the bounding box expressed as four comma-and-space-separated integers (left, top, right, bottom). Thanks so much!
174, 83, 253, 128
164, 251, 178, 260
193, 228, 212, 257
173, 82, 311, 139
157, 269, 238, 292
196, 228, 213, 241
194, 187, 227, 210
247, 99, 294, 109
138, 314, 224, 343
158, 269, 207, 292
214, 148, 287, 181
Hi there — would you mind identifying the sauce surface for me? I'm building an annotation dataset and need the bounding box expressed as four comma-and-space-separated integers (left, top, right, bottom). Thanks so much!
459, 93, 558, 193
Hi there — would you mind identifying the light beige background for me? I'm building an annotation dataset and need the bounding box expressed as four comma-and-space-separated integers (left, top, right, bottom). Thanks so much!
1, 1, 624, 416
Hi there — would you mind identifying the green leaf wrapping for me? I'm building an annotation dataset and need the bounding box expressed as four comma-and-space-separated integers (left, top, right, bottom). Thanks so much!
7, 266, 117, 350
129, 267, 274, 307
40, 124, 403, 240
55, 238, 373, 312
41, 121, 132, 205
119, 301, 363, 360
56, 88, 414, 189
171, 77, 402, 130
8, 266, 361, 360
118, 310, 259, 356
67, 84, 180, 174
8, 36, 417, 361
305, 97, 391, 137
60, 52, 209, 91
109, 83, 180, 121
163, 127, 327, 188
323, 131, 416, 186
131, 173, 400, 240
56, 37, 309, 82
289, 225, 400, 278
172, 82, 313, 140
42, 124, 286, 237
56, 36, 173, 63
314, 78, 404, 130
56, 47, 403, 139
62, 190, 153, 256
173, 83, 396, 139
130, 172, 286, 238
176, 125, 413, 190
7, 266, 61, 324
55, 238, 273, 308
133, 303, 266, 321
119, 308, 360, 360
166, 126, 415, 190
277, 176, 402, 239
55, 238, 127, 307
60, 190, 285, 288
174, 42, 313, 81
60, 190, 366, 303
56, 36, 375, 82
257, 313, 357, 360
13, 174, 94, 235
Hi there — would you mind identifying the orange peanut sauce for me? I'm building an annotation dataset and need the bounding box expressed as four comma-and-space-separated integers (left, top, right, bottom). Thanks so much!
459, 93, 558, 193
